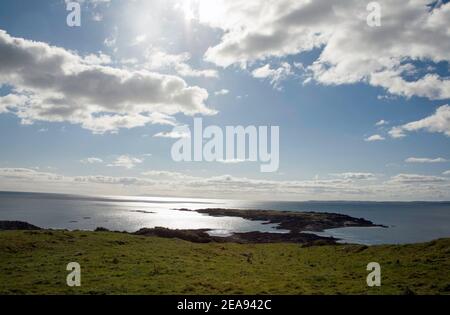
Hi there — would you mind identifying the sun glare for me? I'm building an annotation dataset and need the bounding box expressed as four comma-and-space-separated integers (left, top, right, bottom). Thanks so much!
198, 0, 226, 23
177, 0, 226, 25
179, 0, 196, 21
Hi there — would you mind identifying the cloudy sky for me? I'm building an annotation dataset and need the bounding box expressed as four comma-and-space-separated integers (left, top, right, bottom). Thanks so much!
0, 0, 449, 201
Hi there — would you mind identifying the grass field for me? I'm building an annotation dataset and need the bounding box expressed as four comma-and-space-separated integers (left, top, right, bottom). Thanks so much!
0, 230, 449, 295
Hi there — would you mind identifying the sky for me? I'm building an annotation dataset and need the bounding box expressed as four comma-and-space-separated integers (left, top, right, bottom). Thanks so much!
0, 0, 449, 201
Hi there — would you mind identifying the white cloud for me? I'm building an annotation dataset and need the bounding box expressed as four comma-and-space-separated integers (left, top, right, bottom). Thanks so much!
443, 170, 450, 176
91, 12, 103, 22
369, 72, 450, 100
144, 48, 218, 78
154, 130, 190, 139
0, 94, 28, 113
388, 173, 447, 184
405, 157, 448, 163
375, 120, 388, 127
377, 94, 397, 101
104, 35, 116, 48
107, 155, 143, 169
80, 157, 104, 164
176, 63, 219, 78
141, 170, 195, 180
192, 0, 450, 100
214, 89, 229, 96
120, 58, 139, 65
365, 134, 385, 142
83, 52, 112, 65
389, 127, 407, 139
0, 168, 65, 182
0, 168, 449, 200
132, 34, 147, 46
154, 125, 191, 139
389, 105, 450, 138
251, 63, 293, 90
330, 172, 377, 180
144, 49, 190, 70
0, 30, 214, 134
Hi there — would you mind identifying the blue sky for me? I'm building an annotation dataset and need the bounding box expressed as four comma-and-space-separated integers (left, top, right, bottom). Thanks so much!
0, 0, 449, 200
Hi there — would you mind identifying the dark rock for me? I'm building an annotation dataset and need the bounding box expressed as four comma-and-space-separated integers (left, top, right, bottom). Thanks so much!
0, 221, 41, 231
95, 227, 110, 232
132, 227, 336, 245
133, 227, 213, 243
186, 208, 385, 233
130, 210, 155, 214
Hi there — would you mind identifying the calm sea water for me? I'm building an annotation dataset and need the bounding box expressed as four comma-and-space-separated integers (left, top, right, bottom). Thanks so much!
1, 191, 450, 245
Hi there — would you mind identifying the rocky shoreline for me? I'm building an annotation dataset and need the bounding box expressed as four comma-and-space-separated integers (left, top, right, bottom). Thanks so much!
0, 208, 385, 245
182, 208, 386, 233
131, 227, 338, 245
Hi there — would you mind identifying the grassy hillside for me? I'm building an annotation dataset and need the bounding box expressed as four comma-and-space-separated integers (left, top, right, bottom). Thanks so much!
0, 230, 449, 295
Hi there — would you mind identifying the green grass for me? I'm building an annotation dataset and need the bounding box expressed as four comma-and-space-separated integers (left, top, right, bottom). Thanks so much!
0, 230, 449, 295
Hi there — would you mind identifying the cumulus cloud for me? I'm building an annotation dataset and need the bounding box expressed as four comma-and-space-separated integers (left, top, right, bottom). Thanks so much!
443, 170, 450, 176
389, 105, 450, 138
83, 52, 112, 65
0, 30, 214, 134
405, 157, 448, 163
365, 134, 385, 142
191, 0, 450, 100
0, 94, 28, 113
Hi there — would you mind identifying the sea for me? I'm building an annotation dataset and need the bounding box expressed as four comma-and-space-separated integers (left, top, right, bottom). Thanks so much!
1, 191, 450, 245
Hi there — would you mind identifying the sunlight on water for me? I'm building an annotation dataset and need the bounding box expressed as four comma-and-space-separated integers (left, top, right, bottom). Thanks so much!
1, 192, 450, 245
0, 192, 284, 235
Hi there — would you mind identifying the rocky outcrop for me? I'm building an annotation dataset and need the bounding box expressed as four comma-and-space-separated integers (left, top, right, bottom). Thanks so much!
186, 208, 386, 233
132, 226, 337, 245
0, 221, 41, 231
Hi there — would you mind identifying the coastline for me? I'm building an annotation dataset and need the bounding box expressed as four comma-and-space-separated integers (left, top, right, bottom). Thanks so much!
0, 209, 448, 295
0, 208, 386, 245
1, 191, 449, 245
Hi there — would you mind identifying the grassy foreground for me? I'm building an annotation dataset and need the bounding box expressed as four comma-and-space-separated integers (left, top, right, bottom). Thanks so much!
0, 230, 449, 295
